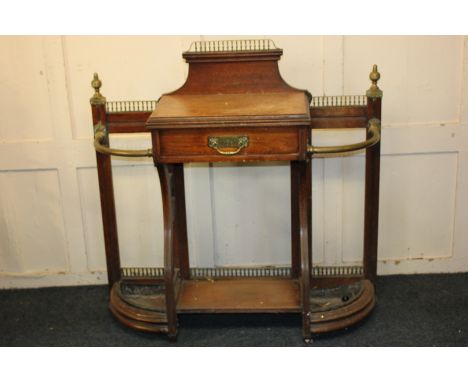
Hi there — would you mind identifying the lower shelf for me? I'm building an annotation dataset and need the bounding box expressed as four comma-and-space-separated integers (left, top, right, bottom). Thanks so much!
179, 278, 301, 313
109, 277, 375, 336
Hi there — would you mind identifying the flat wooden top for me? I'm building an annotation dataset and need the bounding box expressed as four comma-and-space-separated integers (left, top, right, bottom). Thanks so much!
154, 92, 308, 117
147, 92, 310, 129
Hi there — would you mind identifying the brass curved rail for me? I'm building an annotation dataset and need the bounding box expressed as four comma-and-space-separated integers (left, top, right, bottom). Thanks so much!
94, 122, 152, 158
307, 118, 381, 155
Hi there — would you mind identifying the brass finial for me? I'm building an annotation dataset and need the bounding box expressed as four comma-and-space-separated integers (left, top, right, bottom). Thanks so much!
90, 73, 106, 105
366, 65, 383, 98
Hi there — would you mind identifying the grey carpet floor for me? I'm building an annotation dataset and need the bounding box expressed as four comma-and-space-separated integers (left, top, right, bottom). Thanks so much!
0, 273, 467, 346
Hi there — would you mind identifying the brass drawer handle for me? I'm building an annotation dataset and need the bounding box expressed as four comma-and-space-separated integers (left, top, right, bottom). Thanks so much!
208, 136, 249, 156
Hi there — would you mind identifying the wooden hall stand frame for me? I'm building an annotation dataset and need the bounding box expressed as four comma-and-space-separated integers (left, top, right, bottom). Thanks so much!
90, 39, 382, 342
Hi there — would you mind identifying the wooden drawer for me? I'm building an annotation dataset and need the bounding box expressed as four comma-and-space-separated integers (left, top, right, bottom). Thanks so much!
152, 126, 308, 163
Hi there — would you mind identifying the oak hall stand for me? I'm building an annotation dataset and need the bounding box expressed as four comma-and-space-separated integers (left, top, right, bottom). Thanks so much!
90, 40, 382, 342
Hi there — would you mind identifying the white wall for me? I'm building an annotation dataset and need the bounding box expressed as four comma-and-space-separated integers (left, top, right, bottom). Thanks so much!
1, 35, 467, 288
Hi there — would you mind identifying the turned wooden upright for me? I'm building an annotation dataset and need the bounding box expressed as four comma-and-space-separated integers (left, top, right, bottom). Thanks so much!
91, 39, 382, 342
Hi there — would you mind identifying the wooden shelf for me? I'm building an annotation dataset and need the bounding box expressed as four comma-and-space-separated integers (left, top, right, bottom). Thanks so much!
177, 278, 301, 313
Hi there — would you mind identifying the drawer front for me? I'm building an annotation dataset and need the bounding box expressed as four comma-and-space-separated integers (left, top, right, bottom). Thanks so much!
153, 127, 307, 163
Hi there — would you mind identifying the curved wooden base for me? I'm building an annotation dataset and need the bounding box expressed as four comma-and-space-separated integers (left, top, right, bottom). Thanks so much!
108, 279, 375, 338
310, 279, 375, 334
109, 282, 168, 333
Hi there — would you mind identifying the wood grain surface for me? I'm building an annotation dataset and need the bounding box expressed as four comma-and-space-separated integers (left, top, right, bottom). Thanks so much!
177, 278, 301, 313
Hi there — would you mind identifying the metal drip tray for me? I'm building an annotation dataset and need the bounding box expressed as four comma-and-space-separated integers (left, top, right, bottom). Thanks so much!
118, 283, 166, 312
310, 281, 364, 312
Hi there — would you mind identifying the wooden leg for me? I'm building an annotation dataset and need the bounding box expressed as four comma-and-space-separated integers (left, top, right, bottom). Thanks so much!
306, 158, 312, 281
298, 160, 312, 340
173, 163, 190, 279
364, 97, 382, 284
363, 140, 380, 284
96, 152, 121, 288
157, 163, 178, 339
290, 161, 301, 278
